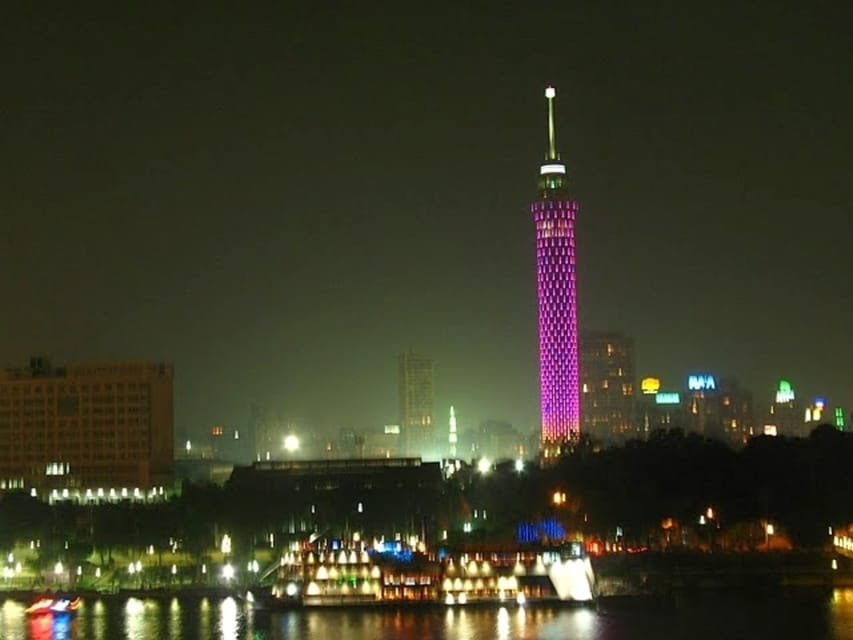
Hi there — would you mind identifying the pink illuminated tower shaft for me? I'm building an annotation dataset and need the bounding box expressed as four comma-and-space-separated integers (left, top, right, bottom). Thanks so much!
532, 86, 580, 454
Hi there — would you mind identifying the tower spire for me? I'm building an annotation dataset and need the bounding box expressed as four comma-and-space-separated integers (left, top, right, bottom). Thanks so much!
538, 86, 568, 194
546, 86, 558, 161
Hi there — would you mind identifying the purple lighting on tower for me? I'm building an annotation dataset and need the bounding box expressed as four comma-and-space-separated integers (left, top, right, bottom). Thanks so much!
532, 86, 580, 453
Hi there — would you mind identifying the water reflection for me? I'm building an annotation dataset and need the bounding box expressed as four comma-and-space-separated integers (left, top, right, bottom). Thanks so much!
91, 599, 107, 640
832, 588, 853, 638
219, 597, 239, 640
3, 600, 26, 640
199, 597, 212, 639
125, 597, 146, 640
28, 614, 52, 640
6, 591, 853, 639
496, 606, 510, 639
51, 613, 72, 640
168, 597, 182, 640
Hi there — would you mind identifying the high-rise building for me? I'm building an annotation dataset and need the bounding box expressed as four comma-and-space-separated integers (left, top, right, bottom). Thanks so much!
684, 374, 755, 446
398, 349, 434, 457
0, 357, 174, 494
532, 86, 580, 455
636, 382, 688, 436
717, 379, 755, 446
580, 331, 636, 443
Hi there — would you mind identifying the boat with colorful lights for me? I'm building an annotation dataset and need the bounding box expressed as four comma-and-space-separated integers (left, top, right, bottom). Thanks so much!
24, 596, 81, 616
265, 540, 596, 609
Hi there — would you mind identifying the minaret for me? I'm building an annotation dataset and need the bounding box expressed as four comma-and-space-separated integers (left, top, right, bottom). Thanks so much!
532, 86, 580, 457
448, 406, 458, 458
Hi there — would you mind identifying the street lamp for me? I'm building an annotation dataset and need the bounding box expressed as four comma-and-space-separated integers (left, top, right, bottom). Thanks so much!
284, 435, 299, 453
222, 563, 235, 582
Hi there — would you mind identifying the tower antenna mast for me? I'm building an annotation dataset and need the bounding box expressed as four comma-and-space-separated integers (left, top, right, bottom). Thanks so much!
546, 86, 558, 161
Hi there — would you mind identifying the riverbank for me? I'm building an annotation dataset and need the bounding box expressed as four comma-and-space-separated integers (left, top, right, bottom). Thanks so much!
0, 585, 244, 603
593, 550, 849, 598
3, 551, 851, 607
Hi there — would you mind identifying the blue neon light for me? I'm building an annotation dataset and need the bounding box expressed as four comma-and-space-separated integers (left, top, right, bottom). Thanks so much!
688, 374, 716, 391
517, 518, 566, 543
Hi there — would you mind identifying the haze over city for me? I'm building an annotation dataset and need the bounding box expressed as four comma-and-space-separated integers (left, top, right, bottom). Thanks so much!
2, 3, 850, 439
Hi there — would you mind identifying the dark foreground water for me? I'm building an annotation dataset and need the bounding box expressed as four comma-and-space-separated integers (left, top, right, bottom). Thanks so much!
5, 588, 853, 640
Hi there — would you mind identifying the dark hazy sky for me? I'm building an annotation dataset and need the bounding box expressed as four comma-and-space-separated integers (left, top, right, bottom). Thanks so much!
2, 3, 850, 437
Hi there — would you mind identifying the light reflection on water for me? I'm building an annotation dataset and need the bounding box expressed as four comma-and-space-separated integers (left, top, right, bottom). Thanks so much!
219, 597, 239, 640
90, 600, 106, 640
3, 600, 26, 640
6, 590, 853, 639
168, 596, 181, 639
496, 605, 510, 639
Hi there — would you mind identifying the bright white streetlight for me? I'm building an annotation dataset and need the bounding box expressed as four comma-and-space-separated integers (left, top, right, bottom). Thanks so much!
284, 435, 300, 452
477, 458, 491, 474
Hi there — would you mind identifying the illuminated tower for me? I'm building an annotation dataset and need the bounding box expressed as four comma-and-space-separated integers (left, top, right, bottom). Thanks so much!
448, 406, 458, 458
532, 86, 580, 455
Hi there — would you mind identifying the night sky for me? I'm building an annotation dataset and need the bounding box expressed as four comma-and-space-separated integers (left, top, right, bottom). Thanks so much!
2, 4, 850, 438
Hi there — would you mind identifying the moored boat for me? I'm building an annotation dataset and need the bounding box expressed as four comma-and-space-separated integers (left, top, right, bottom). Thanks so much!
267, 541, 596, 608
25, 596, 81, 616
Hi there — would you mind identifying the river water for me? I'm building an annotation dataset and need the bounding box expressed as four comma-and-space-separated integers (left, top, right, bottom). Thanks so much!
4, 588, 853, 639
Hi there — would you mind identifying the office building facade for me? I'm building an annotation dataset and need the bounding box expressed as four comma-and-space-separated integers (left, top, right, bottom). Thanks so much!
580, 331, 636, 443
398, 349, 434, 457
0, 357, 174, 494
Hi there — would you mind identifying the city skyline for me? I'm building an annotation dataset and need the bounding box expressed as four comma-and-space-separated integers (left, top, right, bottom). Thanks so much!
2, 4, 850, 437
